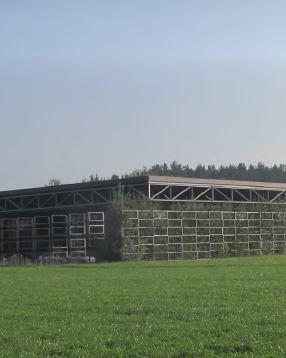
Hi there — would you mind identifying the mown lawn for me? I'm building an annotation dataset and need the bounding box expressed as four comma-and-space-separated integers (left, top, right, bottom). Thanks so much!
1, 256, 286, 357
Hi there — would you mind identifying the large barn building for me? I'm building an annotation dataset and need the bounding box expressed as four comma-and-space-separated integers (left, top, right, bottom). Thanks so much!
1, 176, 286, 261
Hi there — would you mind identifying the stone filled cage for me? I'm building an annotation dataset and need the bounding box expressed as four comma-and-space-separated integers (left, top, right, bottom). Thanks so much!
122, 210, 286, 260
0, 212, 104, 262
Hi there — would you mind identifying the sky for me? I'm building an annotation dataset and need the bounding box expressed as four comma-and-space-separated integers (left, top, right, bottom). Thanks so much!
1, 1, 286, 190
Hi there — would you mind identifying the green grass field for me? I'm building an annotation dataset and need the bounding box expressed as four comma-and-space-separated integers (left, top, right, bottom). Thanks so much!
1, 256, 286, 357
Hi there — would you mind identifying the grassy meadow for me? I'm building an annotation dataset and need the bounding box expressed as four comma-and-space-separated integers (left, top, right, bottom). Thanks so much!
1, 256, 286, 357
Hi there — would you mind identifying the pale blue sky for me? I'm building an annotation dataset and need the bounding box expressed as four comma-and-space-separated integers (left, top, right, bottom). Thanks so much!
1, 1, 286, 189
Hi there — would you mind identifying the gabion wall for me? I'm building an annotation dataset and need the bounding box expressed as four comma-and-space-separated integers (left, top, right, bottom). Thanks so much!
0, 212, 105, 259
122, 210, 286, 260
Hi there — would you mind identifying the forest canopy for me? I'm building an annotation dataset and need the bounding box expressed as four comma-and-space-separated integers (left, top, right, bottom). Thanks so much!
49, 162, 286, 186
90, 162, 286, 184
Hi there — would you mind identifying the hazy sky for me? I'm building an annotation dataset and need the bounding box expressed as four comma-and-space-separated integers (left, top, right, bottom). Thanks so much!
1, 1, 286, 189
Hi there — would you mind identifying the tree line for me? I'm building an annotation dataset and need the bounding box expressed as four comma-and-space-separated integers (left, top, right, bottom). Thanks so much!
48, 162, 286, 186
122, 162, 286, 183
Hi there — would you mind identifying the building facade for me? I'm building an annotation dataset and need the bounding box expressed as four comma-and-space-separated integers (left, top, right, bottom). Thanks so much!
1, 176, 286, 261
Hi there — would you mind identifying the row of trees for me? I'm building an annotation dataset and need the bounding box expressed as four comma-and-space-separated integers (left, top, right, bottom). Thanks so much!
49, 162, 286, 186
124, 162, 286, 182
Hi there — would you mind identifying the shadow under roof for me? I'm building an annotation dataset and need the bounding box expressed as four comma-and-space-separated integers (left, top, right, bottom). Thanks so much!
1, 175, 286, 198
